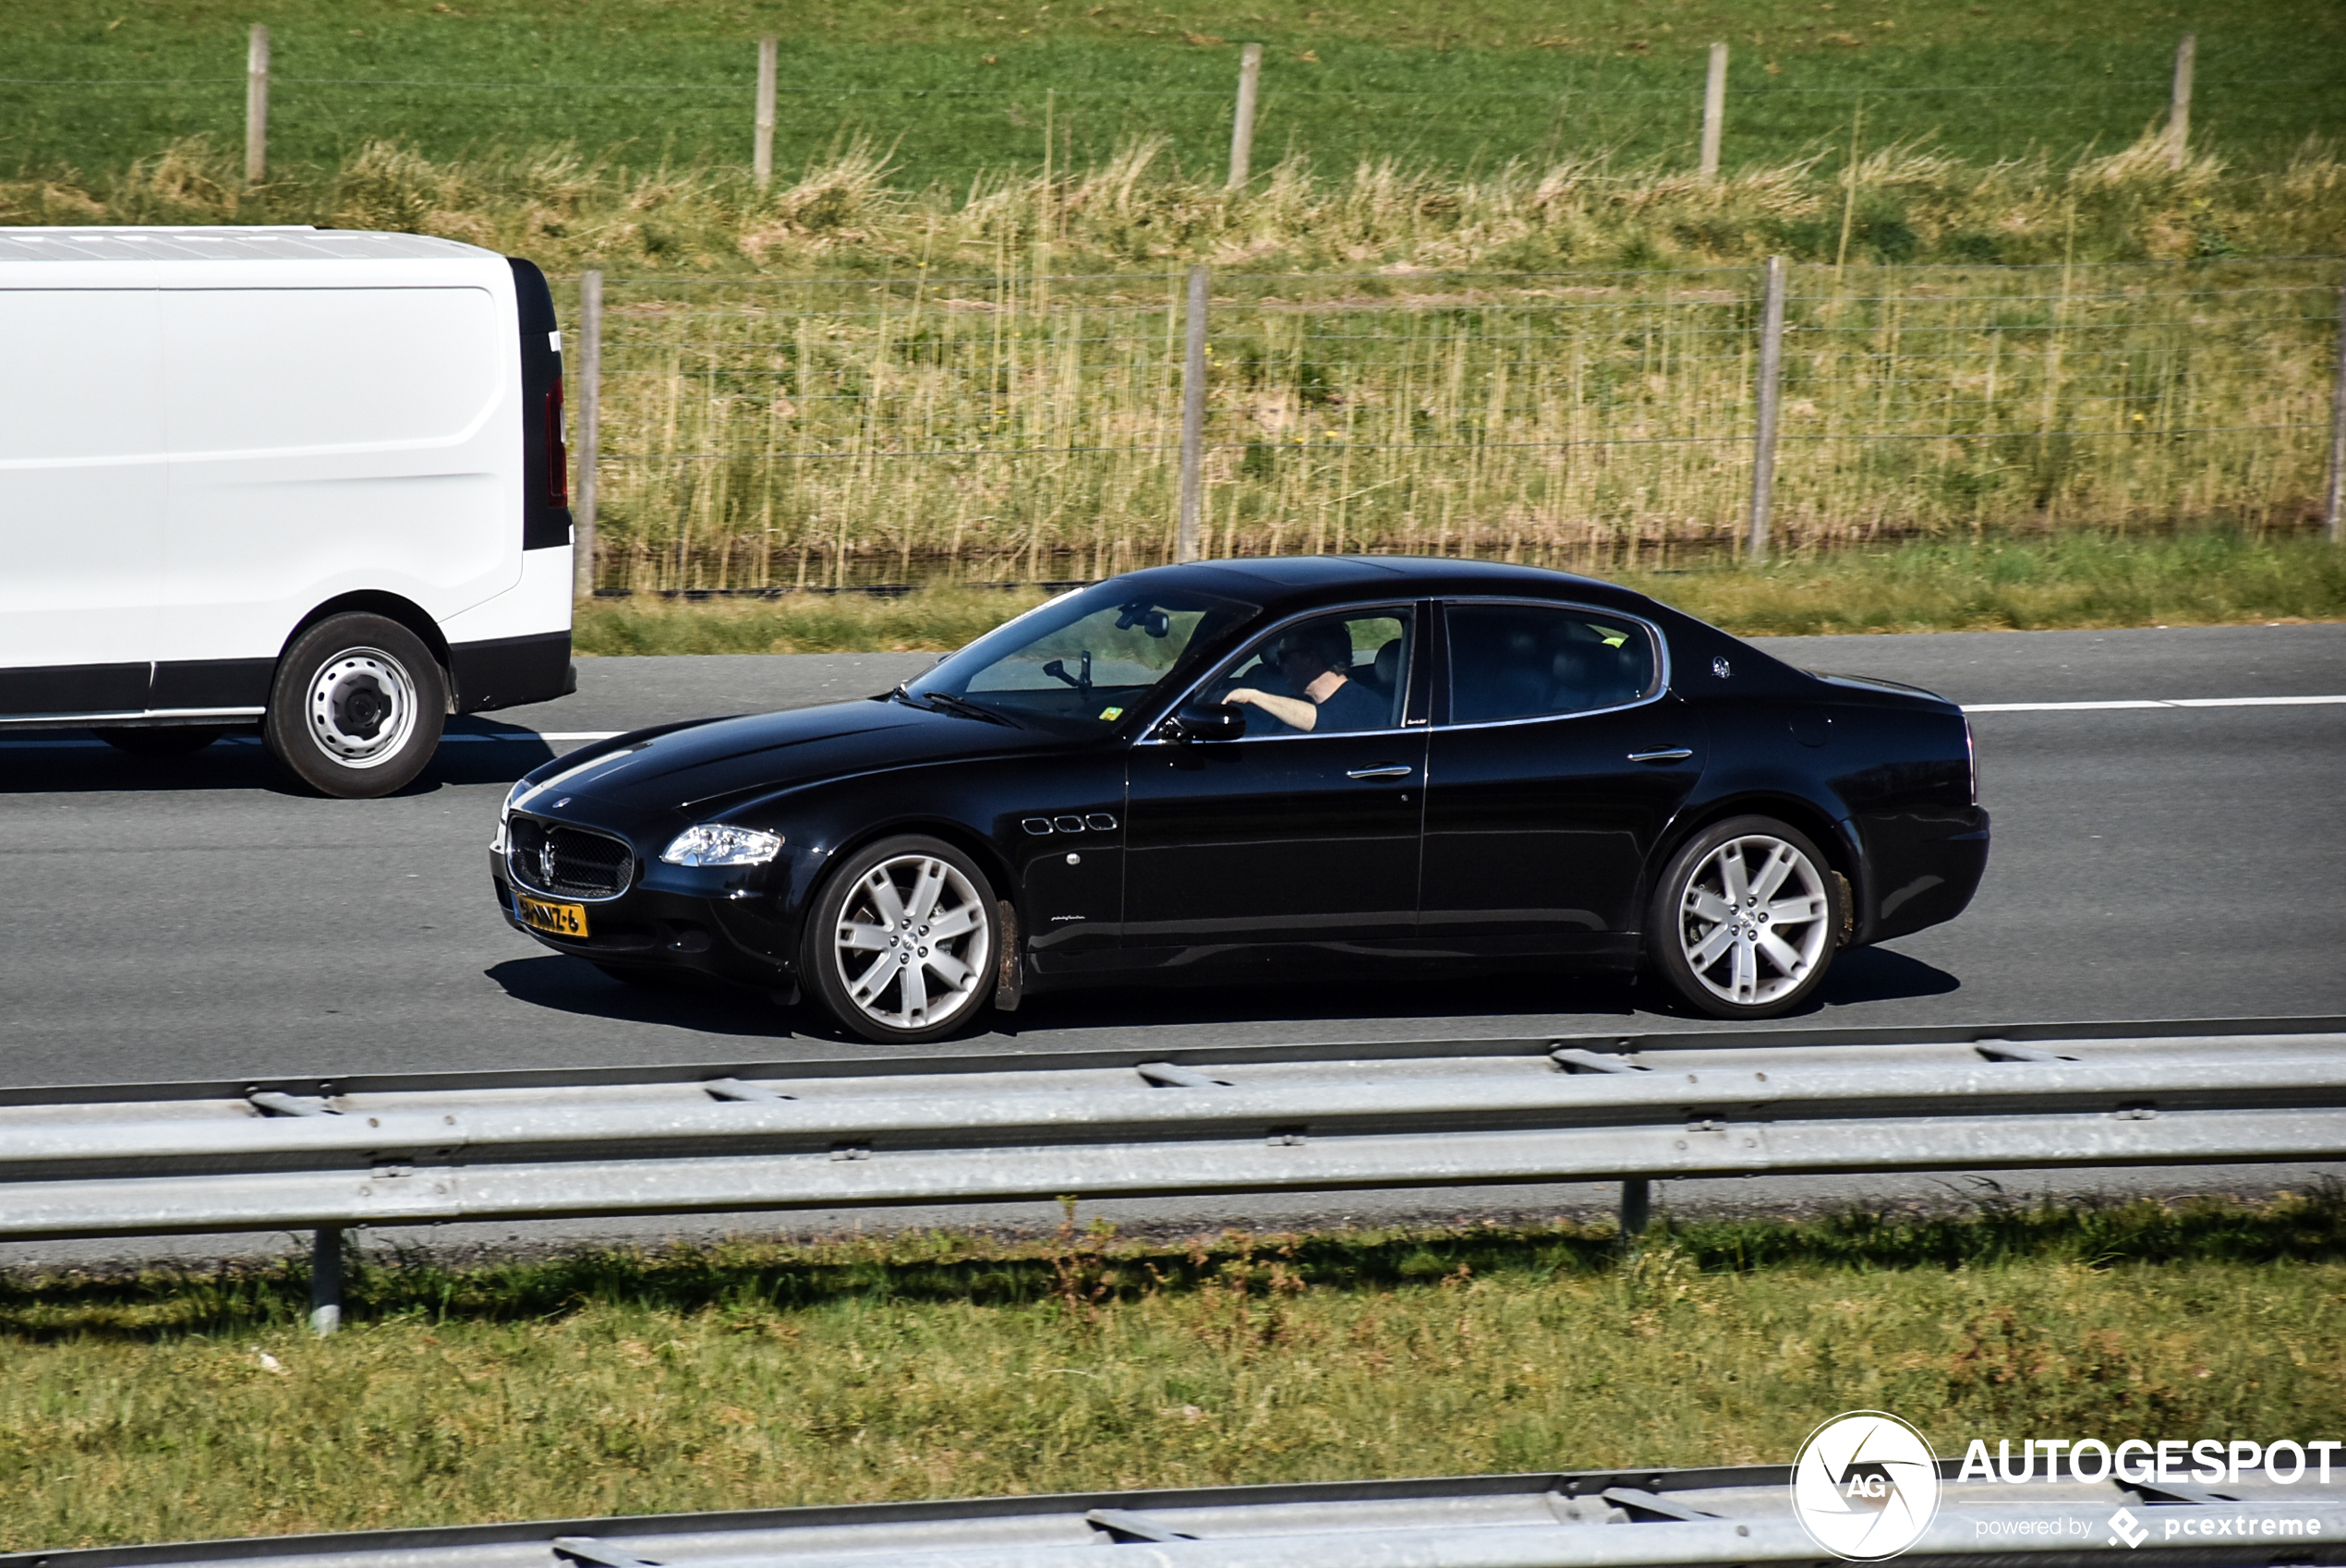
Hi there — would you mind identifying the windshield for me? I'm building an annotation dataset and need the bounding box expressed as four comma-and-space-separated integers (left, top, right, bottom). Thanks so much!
909, 582, 1256, 732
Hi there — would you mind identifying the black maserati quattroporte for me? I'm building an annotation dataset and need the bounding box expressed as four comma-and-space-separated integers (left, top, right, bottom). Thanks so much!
492, 558, 1988, 1041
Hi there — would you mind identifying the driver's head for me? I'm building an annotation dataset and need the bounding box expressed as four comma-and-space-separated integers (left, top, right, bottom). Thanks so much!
1273, 621, 1353, 683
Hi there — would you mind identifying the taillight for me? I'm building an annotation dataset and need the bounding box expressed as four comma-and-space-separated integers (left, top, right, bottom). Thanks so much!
544, 380, 569, 508
1964, 717, 1978, 804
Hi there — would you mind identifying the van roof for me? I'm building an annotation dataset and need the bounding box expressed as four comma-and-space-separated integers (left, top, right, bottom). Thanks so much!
0, 227, 500, 263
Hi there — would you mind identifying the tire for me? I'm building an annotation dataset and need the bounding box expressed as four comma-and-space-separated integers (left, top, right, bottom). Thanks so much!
93, 725, 224, 756
263, 613, 446, 799
1646, 815, 1844, 1020
804, 834, 998, 1044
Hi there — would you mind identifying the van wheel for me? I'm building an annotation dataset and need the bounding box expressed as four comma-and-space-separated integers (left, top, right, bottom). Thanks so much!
265, 613, 445, 798
94, 726, 224, 756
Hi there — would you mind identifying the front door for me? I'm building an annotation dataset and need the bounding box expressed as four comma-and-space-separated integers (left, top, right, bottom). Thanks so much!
1418, 600, 1706, 962
1122, 605, 1426, 965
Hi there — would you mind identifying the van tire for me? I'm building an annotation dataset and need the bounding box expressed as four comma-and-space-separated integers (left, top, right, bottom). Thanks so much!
265, 613, 446, 798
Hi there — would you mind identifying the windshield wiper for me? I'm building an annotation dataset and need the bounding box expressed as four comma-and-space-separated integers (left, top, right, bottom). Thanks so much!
892, 683, 1017, 727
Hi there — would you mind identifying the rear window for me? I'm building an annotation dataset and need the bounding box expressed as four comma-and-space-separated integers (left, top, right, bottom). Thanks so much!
1445, 602, 1660, 724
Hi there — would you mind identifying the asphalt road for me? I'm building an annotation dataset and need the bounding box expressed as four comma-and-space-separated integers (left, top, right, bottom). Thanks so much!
3, 622, 2340, 1257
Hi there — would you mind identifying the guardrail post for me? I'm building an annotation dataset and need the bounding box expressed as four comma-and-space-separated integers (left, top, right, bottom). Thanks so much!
1699, 42, 1727, 180
2327, 276, 2346, 546
309, 1227, 344, 1336
1227, 42, 1263, 190
754, 37, 779, 189
1177, 265, 1210, 562
1747, 254, 1787, 562
244, 24, 269, 187
574, 269, 603, 598
1619, 1177, 1651, 1239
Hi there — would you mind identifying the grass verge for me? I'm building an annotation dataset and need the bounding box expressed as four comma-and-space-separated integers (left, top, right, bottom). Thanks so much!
573, 530, 2346, 656
3, 1193, 2343, 1548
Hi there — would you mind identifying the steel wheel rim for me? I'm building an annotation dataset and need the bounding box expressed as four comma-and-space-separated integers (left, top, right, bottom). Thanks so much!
1677, 834, 1831, 1007
831, 853, 991, 1031
305, 648, 418, 767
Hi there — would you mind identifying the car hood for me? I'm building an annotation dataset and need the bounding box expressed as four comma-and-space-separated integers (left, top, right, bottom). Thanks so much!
547, 699, 1057, 819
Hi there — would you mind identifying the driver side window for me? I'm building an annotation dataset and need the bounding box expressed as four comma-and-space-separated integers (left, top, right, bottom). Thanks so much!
1205, 608, 1413, 737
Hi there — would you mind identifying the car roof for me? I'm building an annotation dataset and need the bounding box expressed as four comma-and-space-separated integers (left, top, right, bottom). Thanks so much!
1106, 555, 1658, 612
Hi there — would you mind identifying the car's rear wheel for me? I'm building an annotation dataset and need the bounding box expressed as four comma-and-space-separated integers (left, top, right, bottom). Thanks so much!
94, 725, 225, 756
1647, 815, 1843, 1019
264, 613, 445, 798
805, 835, 998, 1044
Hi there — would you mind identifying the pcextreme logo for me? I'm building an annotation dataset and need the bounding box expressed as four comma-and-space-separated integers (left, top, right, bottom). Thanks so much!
1791, 1412, 1944, 1560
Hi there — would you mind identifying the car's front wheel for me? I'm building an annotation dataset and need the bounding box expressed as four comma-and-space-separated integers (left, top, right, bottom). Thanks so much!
264, 613, 446, 798
804, 835, 998, 1044
1647, 815, 1844, 1019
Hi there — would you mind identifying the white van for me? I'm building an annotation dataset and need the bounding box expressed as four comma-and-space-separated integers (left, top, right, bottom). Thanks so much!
0, 225, 574, 797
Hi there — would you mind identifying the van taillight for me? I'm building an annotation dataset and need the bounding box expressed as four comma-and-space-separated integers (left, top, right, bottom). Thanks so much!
544, 380, 570, 508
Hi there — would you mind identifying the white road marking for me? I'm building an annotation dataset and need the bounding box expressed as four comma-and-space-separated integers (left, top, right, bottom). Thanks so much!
1963, 694, 2346, 713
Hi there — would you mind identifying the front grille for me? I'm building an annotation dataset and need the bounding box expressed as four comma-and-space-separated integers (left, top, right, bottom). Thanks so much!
508, 816, 635, 900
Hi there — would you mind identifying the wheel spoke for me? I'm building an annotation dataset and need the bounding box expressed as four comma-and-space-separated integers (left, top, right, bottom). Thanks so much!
1765, 896, 1824, 925
1687, 922, 1736, 969
847, 947, 906, 1005
1684, 887, 1733, 923
838, 920, 892, 952
904, 859, 949, 923
899, 956, 929, 1021
925, 903, 983, 940
862, 868, 908, 929
1757, 930, 1807, 977
1748, 843, 1797, 901
924, 949, 973, 990
1730, 935, 1758, 1000
1717, 845, 1751, 906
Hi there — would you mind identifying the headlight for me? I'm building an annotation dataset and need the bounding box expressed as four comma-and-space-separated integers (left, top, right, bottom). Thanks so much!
661, 825, 785, 867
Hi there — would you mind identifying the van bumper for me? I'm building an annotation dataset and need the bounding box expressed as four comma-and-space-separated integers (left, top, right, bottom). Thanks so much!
450, 630, 574, 712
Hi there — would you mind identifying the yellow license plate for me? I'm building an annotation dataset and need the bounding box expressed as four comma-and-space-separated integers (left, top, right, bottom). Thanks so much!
515, 894, 589, 938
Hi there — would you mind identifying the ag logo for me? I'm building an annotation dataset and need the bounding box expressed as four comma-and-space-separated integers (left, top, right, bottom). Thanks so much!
1791, 1411, 1943, 1560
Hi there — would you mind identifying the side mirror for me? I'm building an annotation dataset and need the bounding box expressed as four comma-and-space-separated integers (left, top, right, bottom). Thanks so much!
1164, 702, 1245, 742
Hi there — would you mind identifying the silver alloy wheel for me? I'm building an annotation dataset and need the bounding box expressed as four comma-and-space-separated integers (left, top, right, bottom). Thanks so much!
1676, 832, 1832, 1007
830, 852, 993, 1032
304, 647, 420, 767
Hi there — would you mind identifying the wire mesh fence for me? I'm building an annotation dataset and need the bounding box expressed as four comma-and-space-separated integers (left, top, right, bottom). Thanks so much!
562, 258, 2346, 594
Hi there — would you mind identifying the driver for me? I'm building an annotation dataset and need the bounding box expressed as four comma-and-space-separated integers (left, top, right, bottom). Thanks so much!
1222, 621, 1386, 734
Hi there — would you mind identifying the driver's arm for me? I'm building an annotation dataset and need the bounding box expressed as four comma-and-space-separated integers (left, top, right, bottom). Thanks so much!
1225, 687, 1318, 731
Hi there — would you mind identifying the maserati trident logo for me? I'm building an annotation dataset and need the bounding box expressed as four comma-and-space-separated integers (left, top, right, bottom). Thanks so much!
1791, 1412, 1943, 1560
538, 840, 559, 886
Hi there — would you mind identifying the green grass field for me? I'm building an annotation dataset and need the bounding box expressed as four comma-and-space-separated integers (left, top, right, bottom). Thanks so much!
5, 0, 2341, 197
5, 1195, 2342, 1548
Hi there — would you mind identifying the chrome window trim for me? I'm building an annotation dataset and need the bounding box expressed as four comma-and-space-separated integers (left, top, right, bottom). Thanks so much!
1433, 597, 1673, 731
505, 813, 639, 904
1131, 601, 1421, 748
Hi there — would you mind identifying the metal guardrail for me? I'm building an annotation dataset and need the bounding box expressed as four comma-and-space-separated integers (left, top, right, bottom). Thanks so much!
9, 1458, 2344, 1568
3, 1018, 2341, 1334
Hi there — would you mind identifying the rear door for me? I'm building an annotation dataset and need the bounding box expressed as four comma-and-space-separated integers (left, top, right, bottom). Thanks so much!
1121, 604, 1428, 962
1418, 599, 1705, 960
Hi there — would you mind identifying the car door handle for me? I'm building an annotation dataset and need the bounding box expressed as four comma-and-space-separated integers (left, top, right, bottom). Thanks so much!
1346, 765, 1415, 780
1627, 747, 1695, 764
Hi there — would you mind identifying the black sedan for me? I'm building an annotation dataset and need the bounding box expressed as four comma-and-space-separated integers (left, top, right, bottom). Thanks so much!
491, 558, 1988, 1042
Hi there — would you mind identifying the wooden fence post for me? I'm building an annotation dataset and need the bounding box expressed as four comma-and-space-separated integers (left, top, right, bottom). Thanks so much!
244, 24, 269, 186
1699, 42, 1727, 180
2327, 278, 2346, 546
574, 270, 604, 599
2167, 33, 2195, 171
1177, 266, 1210, 561
1747, 255, 1787, 562
1227, 42, 1263, 190
754, 37, 778, 189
